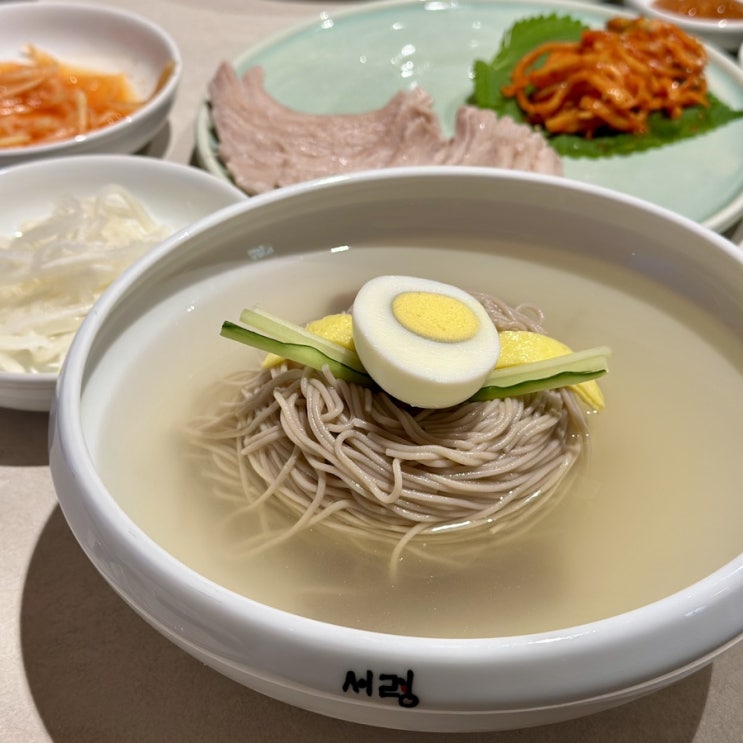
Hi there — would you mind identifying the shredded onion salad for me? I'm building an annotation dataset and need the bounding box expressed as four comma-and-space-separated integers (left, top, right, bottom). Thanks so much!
0, 185, 173, 374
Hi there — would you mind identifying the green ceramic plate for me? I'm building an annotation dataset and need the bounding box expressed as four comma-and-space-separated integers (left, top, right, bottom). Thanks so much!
195, 0, 743, 232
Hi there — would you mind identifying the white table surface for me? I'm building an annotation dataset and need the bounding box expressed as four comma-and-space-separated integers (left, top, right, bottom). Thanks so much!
2, 1, 742, 741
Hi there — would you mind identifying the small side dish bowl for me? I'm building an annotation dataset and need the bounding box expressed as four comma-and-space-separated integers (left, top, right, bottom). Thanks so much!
0, 154, 247, 412
49, 167, 743, 732
624, 0, 743, 52
0, 2, 181, 165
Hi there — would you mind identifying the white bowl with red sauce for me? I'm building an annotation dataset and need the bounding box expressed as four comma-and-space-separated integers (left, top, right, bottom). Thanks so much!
625, 0, 743, 51
48, 167, 743, 732
0, 2, 181, 165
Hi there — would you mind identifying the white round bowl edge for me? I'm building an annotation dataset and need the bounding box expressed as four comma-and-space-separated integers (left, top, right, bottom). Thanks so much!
624, 0, 743, 52
49, 167, 743, 732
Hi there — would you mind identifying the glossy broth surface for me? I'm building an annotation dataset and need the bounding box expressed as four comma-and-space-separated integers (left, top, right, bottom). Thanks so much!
84, 240, 743, 637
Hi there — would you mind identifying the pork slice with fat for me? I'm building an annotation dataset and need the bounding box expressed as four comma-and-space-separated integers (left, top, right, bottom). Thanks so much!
208, 64, 562, 194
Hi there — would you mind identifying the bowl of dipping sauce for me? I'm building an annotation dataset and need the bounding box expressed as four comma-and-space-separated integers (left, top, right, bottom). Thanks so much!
625, 0, 743, 51
0, 2, 181, 165
0, 154, 247, 412
49, 167, 743, 732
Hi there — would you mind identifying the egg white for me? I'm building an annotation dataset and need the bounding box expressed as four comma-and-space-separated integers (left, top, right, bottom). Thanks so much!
351, 275, 500, 408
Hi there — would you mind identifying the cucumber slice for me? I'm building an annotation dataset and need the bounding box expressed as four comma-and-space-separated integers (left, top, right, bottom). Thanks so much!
482, 346, 610, 387
471, 346, 610, 401
239, 307, 365, 373
221, 321, 372, 386
469, 369, 607, 401
222, 309, 610, 404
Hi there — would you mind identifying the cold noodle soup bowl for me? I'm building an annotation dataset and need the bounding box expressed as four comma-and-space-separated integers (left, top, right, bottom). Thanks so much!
49, 168, 743, 732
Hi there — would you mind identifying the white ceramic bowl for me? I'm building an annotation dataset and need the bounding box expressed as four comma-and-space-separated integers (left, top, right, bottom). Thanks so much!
625, 0, 743, 52
0, 154, 247, 412
49, 168, 743, 732
0, 2, 181, 165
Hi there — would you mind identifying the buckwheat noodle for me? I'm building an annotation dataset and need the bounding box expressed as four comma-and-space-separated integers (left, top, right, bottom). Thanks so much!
187, 294, 589, 569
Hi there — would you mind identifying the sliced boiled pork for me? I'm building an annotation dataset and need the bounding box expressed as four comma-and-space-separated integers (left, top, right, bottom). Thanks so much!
208, 64, 562, 195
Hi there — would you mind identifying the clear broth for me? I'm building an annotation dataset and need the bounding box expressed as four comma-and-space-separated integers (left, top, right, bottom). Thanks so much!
85, 240, 743, 638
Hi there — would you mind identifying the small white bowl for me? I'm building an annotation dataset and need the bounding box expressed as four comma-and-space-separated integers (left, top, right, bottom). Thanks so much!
0, 154, 247, 412
0, 2, 181, 165
625, 0, 743, 52
49, 167, 743, 732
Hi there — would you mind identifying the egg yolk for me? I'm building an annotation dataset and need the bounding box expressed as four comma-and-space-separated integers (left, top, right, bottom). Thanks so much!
391, 292, 480, 343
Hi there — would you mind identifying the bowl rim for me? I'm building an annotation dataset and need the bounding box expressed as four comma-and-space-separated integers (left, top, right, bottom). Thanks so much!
0, 1, 181, 160
51, 166, 743, 698
625, 0, 743, 34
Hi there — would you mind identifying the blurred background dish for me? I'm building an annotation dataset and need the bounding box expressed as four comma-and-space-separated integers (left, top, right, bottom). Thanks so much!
0, 2, 181, 166
624, 0, 743, 52
194, 0, 743, 233
0, 154, 247, 412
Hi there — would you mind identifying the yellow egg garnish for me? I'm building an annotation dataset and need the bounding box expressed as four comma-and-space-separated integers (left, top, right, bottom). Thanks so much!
262, 312, 355, 368
497, 330, 605, 410
261, 300, 604, 412
352, 276, 500, 408
306, 313, 355, 350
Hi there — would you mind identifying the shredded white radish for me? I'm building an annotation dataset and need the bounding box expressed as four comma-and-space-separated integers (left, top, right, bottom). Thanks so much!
0, 185, 173, 374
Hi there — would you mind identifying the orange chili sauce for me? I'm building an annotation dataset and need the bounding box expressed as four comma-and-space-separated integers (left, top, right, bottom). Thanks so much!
653, 0, 743, 21
0, 47, 143, 149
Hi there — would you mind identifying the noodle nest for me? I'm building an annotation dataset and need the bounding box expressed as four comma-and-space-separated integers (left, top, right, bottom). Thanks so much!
188, 294, 589, 565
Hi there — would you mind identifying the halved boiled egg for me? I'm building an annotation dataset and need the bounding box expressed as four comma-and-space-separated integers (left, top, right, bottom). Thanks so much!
351, 275, 500, 408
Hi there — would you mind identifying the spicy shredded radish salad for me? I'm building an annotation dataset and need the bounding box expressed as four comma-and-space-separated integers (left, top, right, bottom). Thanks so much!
0, 185, 173, 374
